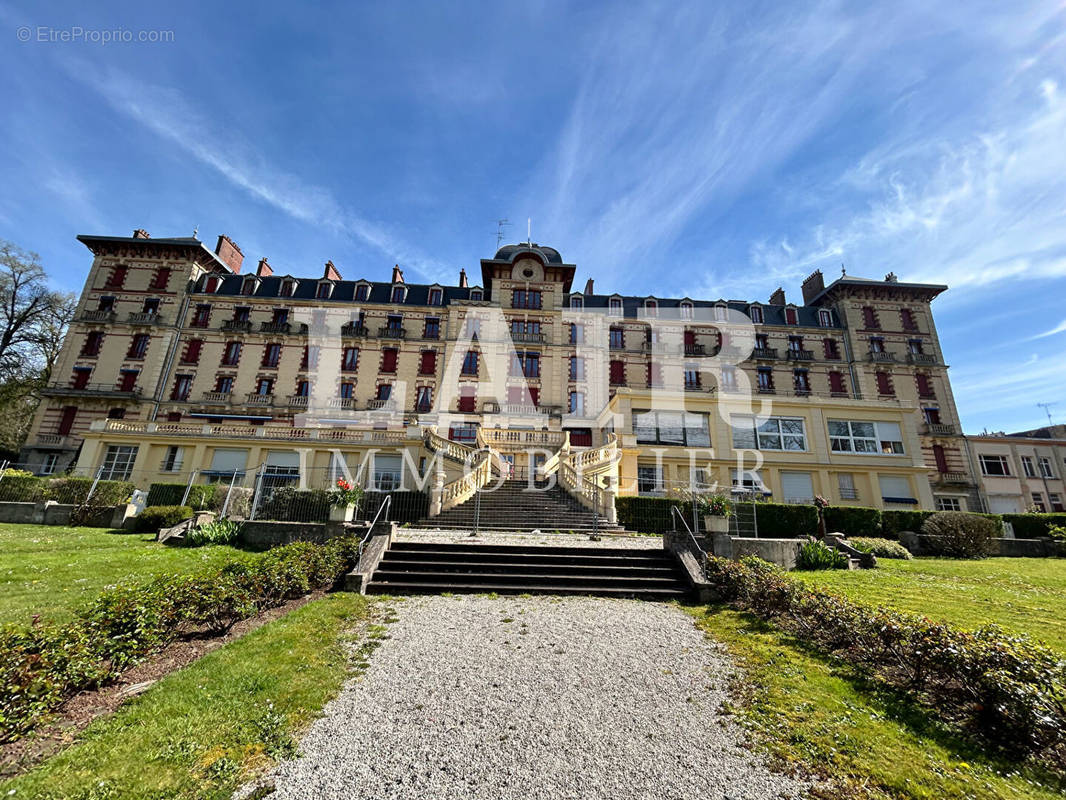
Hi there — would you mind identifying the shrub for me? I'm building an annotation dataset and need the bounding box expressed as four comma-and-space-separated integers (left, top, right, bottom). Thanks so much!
145, 483, 218, 510
258, 488, 331, 522
362, 490, 429, 524
211, 486, 253, 519
849, 536, 912, 559
1001, 513, 1066, 540
704, 556, 1066, 765
185, 518, 242, 547
44, 477, 135, 506
921, 511, 997, 558
823, 505, 882, 537
0, 473, 45, 502
881, 509, 934, 539
615, 496, 684, 534
1050, 524, 1066, 542
796, 539, 850, 570
133, 505, 194, 533
753, 503, 818, 538
0, 537, 359, 743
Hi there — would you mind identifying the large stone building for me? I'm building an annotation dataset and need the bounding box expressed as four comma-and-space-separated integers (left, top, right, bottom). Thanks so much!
966, 432, 1066, 514
22, 230, 978, 514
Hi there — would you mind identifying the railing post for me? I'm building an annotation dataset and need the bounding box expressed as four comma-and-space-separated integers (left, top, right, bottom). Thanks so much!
221, 468, 239, 517
180, 469, 197, 507
249, 465, 266, 521
603, 475, 617, 525
430, 460, 445, 517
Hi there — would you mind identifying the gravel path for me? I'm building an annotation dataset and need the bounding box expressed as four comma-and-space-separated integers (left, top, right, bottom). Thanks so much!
256, 595, 809, 800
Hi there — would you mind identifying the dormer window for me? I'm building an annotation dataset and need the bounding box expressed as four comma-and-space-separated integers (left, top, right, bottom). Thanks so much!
391, 285, 407, 303
680, 301, 693, 319
609, 297, 623, 316
316, 282, 333, 299
355, 283, 369, 301
713, 304, 727, 321
785, 307, 798, 325
241, 278, 257, 296
280, 279, 296, 297
428, 288, 443, 306
749, 305, 763, 324
644, 299, 658, 317
204, 276, 220, 293
570, 295, 583, 309
470, 289, 483, 301
818, 309, 832, 327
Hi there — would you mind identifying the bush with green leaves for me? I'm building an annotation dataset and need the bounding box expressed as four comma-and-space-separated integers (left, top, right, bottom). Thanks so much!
705, 555, 1066, 767
133, 505, 194, 533
880, 509, 934, 539
822, 505, 881, 537
921, 511, 998, 558
0, 470, 44, 502
0, 537, 360, 743
145, 482, 218, 509
185, 518, 242, 547
848, 536, 913, 559
796, 539, 850, 570
1001, 513, 1066, 539
1050, 524, 1066, 542
752, 502, 819, 537
43, 478, 134, 506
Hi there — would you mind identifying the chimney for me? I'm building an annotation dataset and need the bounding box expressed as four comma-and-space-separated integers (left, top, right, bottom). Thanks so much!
584, 278, 595, 295
391, 265, 404, 284
324, 260, 342, 281
458, 268, 468, 288
132, 228, 150, 239
801, 270, 825, 305
256, 257, 273, 278
214, 235, 244, 274
769, 287, 786, 306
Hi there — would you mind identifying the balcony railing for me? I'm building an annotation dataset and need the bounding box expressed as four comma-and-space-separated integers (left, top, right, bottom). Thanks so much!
503, 404, 547, 416
939, 471, 970, 485
80, 309, 116, 323
786, 349, 814, 361
127, 311, 164, 325
378, 326, 406, 339
368, 398, 398, 410
287, 395, 309, 408
222, 319, 253, 332
245, 393, 274, 406
511, 331, 545, 344
867, 351, 897, 362
199, 391, 232, 404
260, 321, 291, 334
34, 434, 76, 449
91, 418, 409, 444
907, 352, 936, 365
341, 323, 369, 337
684, 344, 706, 356
922, 422, 957, 436
328, 397, 355, 409
43, 381, 140, 398
752, 347, 777, 360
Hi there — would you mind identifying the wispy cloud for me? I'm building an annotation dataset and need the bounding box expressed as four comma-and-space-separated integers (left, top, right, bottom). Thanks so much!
1030, 319, 1066, 339
60, 60, 450, 281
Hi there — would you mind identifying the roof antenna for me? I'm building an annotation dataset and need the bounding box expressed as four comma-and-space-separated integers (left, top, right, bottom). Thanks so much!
1038, 402, 1057, 426
527, 217, 532, 246
193, 224, 199, 239
496, 219, 509, 248
841, 262, 846, 276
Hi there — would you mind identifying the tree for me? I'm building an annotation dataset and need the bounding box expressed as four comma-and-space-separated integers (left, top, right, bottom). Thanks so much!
0, 240, 76, 458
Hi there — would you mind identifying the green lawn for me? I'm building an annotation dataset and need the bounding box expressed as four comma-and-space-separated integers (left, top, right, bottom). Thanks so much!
794, 557, 1066, 654
691, 607, 1064, 800
1, 593, 382, 799
0, 523, 251, 625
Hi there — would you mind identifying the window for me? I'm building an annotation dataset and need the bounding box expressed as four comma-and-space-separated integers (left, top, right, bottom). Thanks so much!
512, 289, 542, 309
933, 443, 949, 473
391, 285, 406, 303
57, 406, 77, 436
71, 367, 92, 389
380, 348, 398, 373
339, 382, 354, 399
100, 445, 138, 480
1039, 457, 1055, 479
720, 365, 737, 392
879, 475, 915, 504
419, 350, 437, 375
916, 374, 935, 399
837, 473, 857, 500
936, 497, 961, 511
787, 335, 804, 352
372, 454, 403, 491
241, 278, 256, 296
424, 317, 440, 339
255, 378, 273, 395
302, 345, 320, 370
609, 297, 623, 316
1031, 493, 1047, 512
1022, 456, 1037, 478
118, 370, 139, 392
923, 407, 941, 424
607, 326, 625, 350
637, 464, 664, 495
818, 309, 832, 327
233, 306, 251, 322
900, 308, 918, 331
875, 371, 894, 396
180, 339, 202, 365
1050, 493, 1064, 512
221, 341, 242, 366
609, 360, 626, 385
465, 316, 481, 338
570, 323, 584, 344
829, 372, 847, 396
570, 295, 583, 309
749, 305, 763, 324
510, 319, 542, 338
209, 448, 248, 479
828, 420, 904, 454
823, 338, 840, 359
458, 386, 477, 413
645, 299, 659, 317
781, 472, 814, 504
785, 307, 798, 325
415, 386, 433, 413
280, 280, 295, 297
82, 331, 105, 356
470, 289, 483, 301
680, 302, 693, 319
428, 288, 442, 306
295, 380, 310, 397
569, 356, 585, 381
635, 411, 711, 447
317, 282, 332, 299
461, 350, 479, 376
756, 367, 774, 393
41, 453, 59, 475
755, 333, 769, 350
869, 336, 885, 353
684, 367, 701, 389
731, 416, 806, 451
171, 375, 192, 400
568, 391, 585, 416
215, 376, 234, 393
204, 276, 220, 293
385, 314, 403, 333
342, 347, 359, 372
97, 296, 115, 312
862, 306, 880, 329
711, 304, 726, 322
127, 334, 150, 359
793, 369, 810, 395
272, 308, 289, 325
908, 339, 924, 354
512, 352, 540, 378
151, 268, 170, 290
352, 283, 368, 301
262, 343, 281, 368
192, 304, 211, 327
105, 266, 127, 288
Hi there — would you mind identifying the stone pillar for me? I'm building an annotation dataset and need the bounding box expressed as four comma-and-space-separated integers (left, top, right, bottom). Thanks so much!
603, 475, 618, 525
429, 460, 445, 517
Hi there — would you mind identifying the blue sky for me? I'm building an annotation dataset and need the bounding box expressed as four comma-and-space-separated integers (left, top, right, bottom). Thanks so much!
0, 0, 1064, 434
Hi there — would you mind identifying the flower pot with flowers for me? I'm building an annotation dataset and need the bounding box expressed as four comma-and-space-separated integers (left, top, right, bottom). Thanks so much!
328, 478, 365, 522
697, 494, 733, 533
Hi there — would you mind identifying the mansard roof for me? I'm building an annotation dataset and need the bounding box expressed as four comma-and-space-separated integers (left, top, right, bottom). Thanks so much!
196, 273, 479, 306
571, 294, 839, 327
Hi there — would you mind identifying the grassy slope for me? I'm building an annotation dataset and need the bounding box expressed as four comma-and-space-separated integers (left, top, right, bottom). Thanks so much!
0, 524, 250, 625
2, 593, 380, 800
794, 557, 1066, 654
691, 607, 1064, 800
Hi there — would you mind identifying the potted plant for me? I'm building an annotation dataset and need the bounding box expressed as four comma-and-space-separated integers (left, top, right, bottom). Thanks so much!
327, 478, 364, 523
698, 493, 733, 533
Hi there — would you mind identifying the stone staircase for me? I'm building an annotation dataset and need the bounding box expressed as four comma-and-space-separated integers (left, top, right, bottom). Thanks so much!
365, 541, 690, 599
416, 478, 624, 533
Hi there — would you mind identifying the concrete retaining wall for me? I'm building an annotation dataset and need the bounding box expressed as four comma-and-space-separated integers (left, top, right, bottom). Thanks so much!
712, 533, 806, 570
899, 531, 1064, 558
0, 501, 128, 528
238, 519, 393, 549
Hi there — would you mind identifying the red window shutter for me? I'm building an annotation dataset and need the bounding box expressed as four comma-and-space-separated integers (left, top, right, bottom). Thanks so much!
876, 371, 893, 395
381, 349, 398, 373
118, 371, 138, 391
684, 330, 695, 347
933, 444, 949, 473
184, 339, 202, 364
72, 370, 90, 389
57, 406, 78, 435
458, 390, 476, 413
610, 361, 625, 385
829, 372, 845, 394
785, 308, 798, 325
205, 276, 219, 292
863, 306, 878, 328
420, 351, 436, 374
529, 387, 539, 407
506, 386, 524, 404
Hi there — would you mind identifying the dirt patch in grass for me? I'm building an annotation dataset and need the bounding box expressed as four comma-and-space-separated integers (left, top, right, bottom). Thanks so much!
0, 590, 325, 779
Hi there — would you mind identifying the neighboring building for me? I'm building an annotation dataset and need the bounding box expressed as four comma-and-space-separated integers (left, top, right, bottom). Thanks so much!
966, 433, 1066, 514
22, 230, 977, 511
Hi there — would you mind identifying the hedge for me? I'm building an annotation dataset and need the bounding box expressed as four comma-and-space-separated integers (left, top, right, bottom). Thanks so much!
0, 474, 44, 502
133, 505, 194, 533
616, 497, 820, 537
0, 537, 360, 743
880, 509, 935, 539
145, 482, 218, 510
752, 503, 818, 537
615, 496, 684, 533
0, 476, 134, 506
1001, 513, 1066, 540
822, 505, 882, 537
705, 556, 1066, 768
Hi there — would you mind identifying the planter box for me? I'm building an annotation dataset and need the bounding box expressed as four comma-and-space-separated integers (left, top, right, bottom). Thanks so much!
703, 515, 730, 534
329, 504, 355, 523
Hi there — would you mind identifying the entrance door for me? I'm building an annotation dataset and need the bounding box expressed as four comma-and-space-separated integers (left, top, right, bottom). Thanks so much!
499, 454, 515, 479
